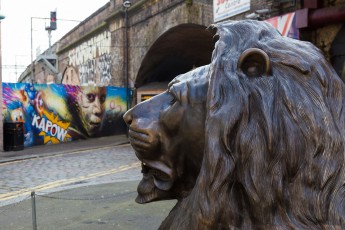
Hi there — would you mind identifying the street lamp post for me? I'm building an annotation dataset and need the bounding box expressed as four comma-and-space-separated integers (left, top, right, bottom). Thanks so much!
31, 17, 35, 84
123, 0, 131, 111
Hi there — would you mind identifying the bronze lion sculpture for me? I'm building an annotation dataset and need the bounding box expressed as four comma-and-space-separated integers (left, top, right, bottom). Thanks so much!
158, 20, 345, 229
123, 65, 209, 203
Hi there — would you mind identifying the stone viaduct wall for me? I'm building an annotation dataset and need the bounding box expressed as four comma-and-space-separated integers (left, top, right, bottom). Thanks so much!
56, 0, 214, 91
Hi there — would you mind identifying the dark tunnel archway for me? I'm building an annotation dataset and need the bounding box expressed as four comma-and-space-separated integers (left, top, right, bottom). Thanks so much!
135, 24, 215, 89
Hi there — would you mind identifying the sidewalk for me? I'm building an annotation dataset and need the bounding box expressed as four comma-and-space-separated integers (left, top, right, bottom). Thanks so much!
0, 135, 176, 229
0, 134, 129, 164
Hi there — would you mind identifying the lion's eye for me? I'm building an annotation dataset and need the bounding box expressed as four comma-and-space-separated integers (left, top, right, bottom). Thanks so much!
167, 87, 178, 104
168, 94, 176, 105
238, 48, 271, 77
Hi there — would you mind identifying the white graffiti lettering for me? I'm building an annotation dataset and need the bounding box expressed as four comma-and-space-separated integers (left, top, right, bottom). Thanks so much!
32, 114, 68, 142
45, 120, 52, 133
98, 53, 112, 85
32, 114, 40, 127
68, 31, 111, 66
38, 117, 46, 131
78, 59, 96, 85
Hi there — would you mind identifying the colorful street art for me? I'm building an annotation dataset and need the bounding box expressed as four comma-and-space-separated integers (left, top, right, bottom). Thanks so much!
2, 83, 129, 147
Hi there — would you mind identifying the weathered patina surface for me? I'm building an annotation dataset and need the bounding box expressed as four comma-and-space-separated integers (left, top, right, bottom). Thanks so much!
125, 20, 345, 229
123, 65, 209, 203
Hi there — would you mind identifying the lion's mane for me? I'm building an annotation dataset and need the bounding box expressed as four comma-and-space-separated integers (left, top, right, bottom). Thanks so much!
160, 20, 345, 229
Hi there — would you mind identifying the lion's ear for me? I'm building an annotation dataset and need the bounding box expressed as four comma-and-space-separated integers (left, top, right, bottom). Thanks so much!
237, 48, 271, 77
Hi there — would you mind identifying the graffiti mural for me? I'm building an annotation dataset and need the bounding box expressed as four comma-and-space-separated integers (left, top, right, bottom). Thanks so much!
98, 53, 112, 85
67, 31, 112, 86
79, 59, 96, 85
2, 83, 128, 147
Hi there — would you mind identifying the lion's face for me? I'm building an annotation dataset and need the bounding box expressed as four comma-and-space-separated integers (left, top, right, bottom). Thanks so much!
123, 65, 209, 204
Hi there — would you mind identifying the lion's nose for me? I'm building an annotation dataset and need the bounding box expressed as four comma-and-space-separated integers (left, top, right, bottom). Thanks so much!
123, 109, 133, 126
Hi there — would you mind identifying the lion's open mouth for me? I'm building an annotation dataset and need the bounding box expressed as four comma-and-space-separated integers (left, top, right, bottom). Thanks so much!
127, 128, 176, 203
141, 163, 171, 184
135, 162, 174, 204
140, 162, 173, 191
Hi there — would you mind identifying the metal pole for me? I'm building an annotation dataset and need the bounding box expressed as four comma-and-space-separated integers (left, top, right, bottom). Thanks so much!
124, 7, 129, 111
31, 191, 37, 230
30, 16, 48, 84
30, 17, 34, 83
48, 29, 52, 54
123, 1, 131, 110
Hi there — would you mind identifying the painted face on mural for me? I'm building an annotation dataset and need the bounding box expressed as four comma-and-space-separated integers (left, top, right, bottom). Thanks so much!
10, 108, 24, 123
78, 86, 106, 136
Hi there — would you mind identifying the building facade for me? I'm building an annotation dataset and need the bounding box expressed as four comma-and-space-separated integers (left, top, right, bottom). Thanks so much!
18, 0, 345, 101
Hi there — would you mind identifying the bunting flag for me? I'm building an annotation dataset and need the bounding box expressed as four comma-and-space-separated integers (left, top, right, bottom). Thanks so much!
265, 12, 299, 39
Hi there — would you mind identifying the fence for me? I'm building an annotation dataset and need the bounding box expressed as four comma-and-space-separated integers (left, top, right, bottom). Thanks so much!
0, 181, 176, 230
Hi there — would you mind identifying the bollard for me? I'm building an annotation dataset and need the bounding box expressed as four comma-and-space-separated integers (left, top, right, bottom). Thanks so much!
31, 191, 37, 230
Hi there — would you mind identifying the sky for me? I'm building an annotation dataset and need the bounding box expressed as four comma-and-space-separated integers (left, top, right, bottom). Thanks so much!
1, 0, 109, 83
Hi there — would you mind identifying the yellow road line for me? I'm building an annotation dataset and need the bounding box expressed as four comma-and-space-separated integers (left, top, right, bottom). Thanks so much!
0, 162, 141, 202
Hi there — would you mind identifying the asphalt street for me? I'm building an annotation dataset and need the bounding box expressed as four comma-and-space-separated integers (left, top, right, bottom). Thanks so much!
0, 135, 176, 229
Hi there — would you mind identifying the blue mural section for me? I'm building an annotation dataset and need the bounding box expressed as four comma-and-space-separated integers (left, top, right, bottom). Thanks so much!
2, 83, 129, 147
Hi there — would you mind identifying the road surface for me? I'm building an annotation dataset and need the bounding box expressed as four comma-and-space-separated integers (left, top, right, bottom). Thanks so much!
0, 144, 176, 229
